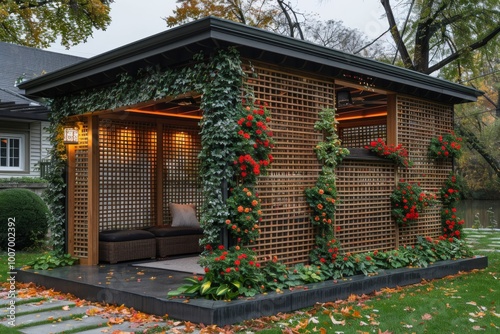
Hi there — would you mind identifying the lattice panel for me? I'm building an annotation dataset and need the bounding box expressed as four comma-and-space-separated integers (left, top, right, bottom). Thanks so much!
248, 63, 334, 265
163, 125, 203, 224
99, 120, 157, 231
397, 96, 453, 242
335, 160, 397, 253
73, 123, 89, 258
339, 124, 387, 148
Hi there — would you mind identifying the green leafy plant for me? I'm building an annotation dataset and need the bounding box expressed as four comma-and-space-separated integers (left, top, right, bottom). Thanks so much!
365, 138, 413, 168
428, 131, 463, 159
305, 108, 348, 243
0, 188, 49, 251
27, 252, 79, 270
391, 180, 437, 227
169, 245, 264, 300
0, 177, 47, 184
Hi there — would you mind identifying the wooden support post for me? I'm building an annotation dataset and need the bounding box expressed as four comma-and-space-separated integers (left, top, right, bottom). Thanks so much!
387, 94, 399, 248
156, 123, 164, 226
87, 115, 99, 265
386, 94, 397, 146
66, 144, 76, 256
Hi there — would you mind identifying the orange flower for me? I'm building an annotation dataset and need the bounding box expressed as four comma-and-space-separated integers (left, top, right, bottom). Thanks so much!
251, 200, 258, 206
237, 206, 244, 213
318, 189, 324, 195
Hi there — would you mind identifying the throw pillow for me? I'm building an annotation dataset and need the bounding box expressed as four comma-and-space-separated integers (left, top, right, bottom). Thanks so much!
170, 203, 200, 227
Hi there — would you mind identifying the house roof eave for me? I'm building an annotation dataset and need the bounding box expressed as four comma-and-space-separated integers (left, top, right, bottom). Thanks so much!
18, 17, 482, 104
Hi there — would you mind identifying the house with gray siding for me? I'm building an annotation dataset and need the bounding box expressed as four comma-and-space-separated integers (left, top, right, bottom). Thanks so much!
0, 42, 84, 178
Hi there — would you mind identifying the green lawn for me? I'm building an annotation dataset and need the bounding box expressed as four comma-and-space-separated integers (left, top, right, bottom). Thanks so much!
246, 228, 500, 333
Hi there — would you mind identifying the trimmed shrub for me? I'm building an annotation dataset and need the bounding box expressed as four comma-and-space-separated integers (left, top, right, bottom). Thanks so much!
0, 188, 49, 251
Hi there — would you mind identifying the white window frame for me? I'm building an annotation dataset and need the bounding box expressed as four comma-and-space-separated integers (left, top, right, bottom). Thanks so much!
0, 133, 26, 172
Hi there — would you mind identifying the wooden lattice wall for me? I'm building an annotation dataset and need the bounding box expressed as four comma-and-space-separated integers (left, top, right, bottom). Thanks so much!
335, 160, 397, 253
99, 119, 157, 231
162, 125, 203, 223
248, 63, 334, 264
69, 122, 90, 259
339, 122, 387, 148
68, 116, 203, 262
397, 95, 453, 243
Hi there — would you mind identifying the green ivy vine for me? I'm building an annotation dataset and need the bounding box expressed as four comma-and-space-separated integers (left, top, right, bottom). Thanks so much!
45, 47, 250, 253
304, 108, 350, 261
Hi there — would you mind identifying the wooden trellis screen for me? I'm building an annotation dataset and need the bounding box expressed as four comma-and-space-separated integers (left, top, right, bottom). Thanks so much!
68, 121, 90, 259
247, 63, 453, 265
397, 96, 453, 244
68, 116, 203, 263
249, 63, 334, 264
67, 67, 453, 266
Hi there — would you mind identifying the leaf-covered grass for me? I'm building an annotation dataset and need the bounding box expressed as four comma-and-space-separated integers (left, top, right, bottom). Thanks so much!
244, 229, 500, 333
1, 230, 498, 333
0, 252, 40, 281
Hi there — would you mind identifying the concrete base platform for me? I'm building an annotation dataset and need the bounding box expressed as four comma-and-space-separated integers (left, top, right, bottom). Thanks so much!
17, 256, 488, 326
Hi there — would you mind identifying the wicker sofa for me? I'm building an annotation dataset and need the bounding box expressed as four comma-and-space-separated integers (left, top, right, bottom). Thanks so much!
98, 227, 203, 263
98, 203, 204, 263
147, 226, 204, 258
99, 229, 157, 264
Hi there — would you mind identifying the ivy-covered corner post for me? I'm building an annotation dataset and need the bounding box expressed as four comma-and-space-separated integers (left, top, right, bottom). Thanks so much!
305, 108, 349, 263
197, 48, 248, 249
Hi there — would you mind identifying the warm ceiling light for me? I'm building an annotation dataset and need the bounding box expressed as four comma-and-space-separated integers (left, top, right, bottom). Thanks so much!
125, 109, 202, 119
336, 112, 387, 121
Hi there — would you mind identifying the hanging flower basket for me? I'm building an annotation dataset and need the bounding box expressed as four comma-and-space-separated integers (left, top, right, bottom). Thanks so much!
365, 138, 413, 168
391, 180, 437, 227
428, 131, 463, 159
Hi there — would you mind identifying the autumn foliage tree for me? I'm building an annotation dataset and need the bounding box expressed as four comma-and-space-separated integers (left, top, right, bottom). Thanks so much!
0, 0, 112, 48
166, 0, 277, 30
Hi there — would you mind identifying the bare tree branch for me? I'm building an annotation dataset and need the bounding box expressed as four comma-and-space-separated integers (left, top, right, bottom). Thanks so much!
381, 0, 414, 69
426, 25, 500, 74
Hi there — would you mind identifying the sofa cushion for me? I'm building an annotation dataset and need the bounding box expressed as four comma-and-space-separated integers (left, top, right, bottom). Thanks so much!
99, 229, 155, 242
169, 203, 200, 227
147, 226, 203, 237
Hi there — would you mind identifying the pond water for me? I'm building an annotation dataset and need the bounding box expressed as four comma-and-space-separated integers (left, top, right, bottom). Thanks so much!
456, 199, 500, 228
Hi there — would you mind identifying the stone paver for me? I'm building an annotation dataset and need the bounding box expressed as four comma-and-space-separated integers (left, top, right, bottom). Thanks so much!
12, 300, 75, 315
20, 315, 107, 334
15, 306, 94, 326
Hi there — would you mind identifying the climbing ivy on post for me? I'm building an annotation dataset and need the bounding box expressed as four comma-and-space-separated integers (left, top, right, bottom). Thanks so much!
44, 47, 255, 254
304, 108, 349, 259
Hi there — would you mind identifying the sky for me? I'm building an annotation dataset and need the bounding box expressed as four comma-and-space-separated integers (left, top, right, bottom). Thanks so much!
46, 0, 387, 58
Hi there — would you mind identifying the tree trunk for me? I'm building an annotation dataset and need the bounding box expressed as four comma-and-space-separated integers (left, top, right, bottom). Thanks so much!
456, 123, 500, 179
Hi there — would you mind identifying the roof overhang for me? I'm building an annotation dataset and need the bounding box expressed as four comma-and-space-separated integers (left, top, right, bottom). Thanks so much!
18, 17, 482, 104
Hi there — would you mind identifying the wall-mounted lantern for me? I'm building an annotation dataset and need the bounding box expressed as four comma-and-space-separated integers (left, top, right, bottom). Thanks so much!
63, 126, 79, 144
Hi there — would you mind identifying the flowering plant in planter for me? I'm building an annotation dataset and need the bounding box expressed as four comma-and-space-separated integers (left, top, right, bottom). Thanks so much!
428, 131, 463, 159
225, 186, 261, 244
390, 180, 437, 227
365, 138, 413, 168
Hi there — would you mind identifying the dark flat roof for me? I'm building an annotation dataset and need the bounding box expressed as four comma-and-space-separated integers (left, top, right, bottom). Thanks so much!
19, 17, 482, 104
